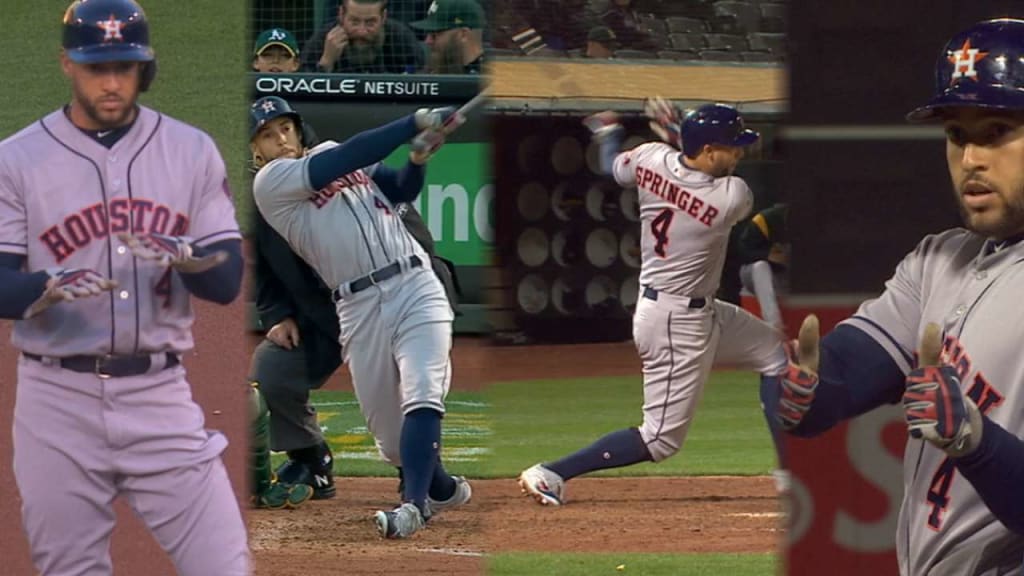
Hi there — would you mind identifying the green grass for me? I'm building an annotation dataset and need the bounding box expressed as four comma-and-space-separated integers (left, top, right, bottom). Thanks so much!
0, 1, 250, 225
488, 552, 778, 576
487, 373, 777, 477
292, 371, 776, 480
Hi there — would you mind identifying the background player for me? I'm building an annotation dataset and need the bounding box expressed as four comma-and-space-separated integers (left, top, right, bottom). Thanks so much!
777, 19, 1024, 575
250, 96, 471, 539
247, 97, 461, 502
0, 0, 249, 573
738, 202, 788, 332
519, 102, 789, 505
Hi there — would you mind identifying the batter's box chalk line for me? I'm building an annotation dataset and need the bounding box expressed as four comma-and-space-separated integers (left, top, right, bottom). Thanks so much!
414, 547, 486, 557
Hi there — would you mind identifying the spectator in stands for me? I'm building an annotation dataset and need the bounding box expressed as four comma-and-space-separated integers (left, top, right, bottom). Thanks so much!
600, 0, 659, 51
302, 0, 423, 74
411, 0, 485, 74
253, 28, 302, 73
585, 26, 618, 58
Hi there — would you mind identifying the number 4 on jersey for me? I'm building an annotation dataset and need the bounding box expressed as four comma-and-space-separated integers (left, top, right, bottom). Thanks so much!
651, 208, 674, 258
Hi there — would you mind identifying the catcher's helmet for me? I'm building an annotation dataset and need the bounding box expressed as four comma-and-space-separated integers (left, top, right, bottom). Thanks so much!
680, 103, 759, 158
250, 96, 304, 140
62, 0, 156, 91
907, 18, 1024, 122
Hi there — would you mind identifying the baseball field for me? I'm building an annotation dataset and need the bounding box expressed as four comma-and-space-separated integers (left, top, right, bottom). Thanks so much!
252, 340, 782, 575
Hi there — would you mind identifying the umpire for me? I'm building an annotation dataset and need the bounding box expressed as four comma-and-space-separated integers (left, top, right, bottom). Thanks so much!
247, 98, 460, 499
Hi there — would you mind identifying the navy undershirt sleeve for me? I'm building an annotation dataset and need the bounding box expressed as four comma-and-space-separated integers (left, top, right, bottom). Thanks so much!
307, 115, 419, 191
372, 162, 425, 204
954, 417, 1024, 533
179, 239, 243, 305
790, 323, 906, 437
0, 253, 49, 319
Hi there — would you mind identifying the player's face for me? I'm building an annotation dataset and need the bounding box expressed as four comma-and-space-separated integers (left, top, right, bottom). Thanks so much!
426, 28, 465, 72
342, 1, 386, 45
253, 46, 300, 73
944, 109, 1024, 240
707, 145, 745, 177
61, 55, 142, 130
252, 117, 303, 164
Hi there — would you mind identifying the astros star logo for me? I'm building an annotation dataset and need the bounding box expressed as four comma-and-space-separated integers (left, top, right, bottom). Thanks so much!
261, 100, 276, 113
97, 15, 125, 42
948, 38, 988, 82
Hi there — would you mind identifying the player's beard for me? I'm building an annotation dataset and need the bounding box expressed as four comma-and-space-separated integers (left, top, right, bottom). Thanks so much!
428, 38, 463, 74
955, 177, 1024, 239
348, 32, 384, 67
75, 90, 137, 130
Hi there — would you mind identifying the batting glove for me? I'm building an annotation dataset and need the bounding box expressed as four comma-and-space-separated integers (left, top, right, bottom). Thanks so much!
778, 314, 820, 431
582, 111, 624, 142
902, 323, 983, 457
118, 232, 227, 274
409, 127, 448, 164
414, 106, 465, 133
643, 96, 682, 149
23, 268, 118, 319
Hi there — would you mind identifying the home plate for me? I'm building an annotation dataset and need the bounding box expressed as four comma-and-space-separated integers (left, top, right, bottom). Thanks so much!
415, 547, 486, 557
727, 512, 783, 519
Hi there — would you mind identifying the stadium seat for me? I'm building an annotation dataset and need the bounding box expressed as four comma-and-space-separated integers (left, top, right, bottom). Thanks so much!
713, 1, 761, 34
741, 51, 780, 63
638, 15, 669, 35
669, 33, 704, 52
614, 49, 659, 59
703, 33, 748, 52
748, 32, 785, 55
700, 50, 740, 62
666, 16, 707, 34
760, 16, 786, 33
707, 13, 742, 34
658, 50, 700, 61
760, 3, 786, 21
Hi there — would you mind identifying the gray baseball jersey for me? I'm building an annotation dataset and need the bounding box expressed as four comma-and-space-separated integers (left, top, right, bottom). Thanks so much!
612, 141, 753, 297
0, 106, 241, 355
0, 105, 248, 575
253, 140, 428, 289
843, 229, 1024, 576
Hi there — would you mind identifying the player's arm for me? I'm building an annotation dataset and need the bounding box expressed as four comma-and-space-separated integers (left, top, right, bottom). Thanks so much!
306, 108, 456, 191
0, 253, 50, 319
952, 418, 1024, 533
369, 161, 425, 204
582, 112, 628, 181
176, 238, 243, 305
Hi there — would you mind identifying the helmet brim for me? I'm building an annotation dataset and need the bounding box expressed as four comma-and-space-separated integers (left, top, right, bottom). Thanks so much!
66, 43, 154, 63
732, 129, 760, 147
906, 81, 1024, 122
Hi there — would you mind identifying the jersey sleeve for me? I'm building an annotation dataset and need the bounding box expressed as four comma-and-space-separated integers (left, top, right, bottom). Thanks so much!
840, 239, 931, 374
0, 157, 27, 256
612, 142, 661, 188
188, 133, 242, 248
725, 176, 754, 226
252, 154, 316, 233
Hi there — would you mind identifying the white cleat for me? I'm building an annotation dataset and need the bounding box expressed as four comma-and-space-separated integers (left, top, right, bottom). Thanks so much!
375, 502, 426, 539
518, 464, 565, 506
428, 475, 473, 513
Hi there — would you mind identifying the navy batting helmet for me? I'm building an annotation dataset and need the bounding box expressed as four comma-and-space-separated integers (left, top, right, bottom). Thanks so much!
250, 96, 303, 140
62, 0, 157, 91
907, 18, 1024, 122
680, 103, 759, 158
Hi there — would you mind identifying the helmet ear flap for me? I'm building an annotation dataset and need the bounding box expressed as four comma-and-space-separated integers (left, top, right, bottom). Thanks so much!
140, 60, 157, 92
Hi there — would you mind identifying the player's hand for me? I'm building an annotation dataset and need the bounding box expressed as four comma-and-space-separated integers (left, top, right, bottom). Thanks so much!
778, 314, 820, 431
321, 25, 348, 67
409, 128, 448, 164
582, 111, 623, 142
23, 268, 119, 319
118, 232, 228, 274
267, 317, 301, 350
644, 96, 682, 148
902, 323, 983, 457
414, 106, 464, 133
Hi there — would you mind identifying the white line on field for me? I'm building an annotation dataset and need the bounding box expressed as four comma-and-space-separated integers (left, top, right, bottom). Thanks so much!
313, 400, 490, 408
415, 547, 486, 557
726, 512, 783, 518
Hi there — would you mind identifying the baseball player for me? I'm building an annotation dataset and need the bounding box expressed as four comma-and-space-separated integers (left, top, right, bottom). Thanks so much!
777, 19, 1024, 576
519, 102, 790, 505
738, 203, 788, 332
247, 97, 461, 503
250, 384, 315, 509
250, 95, 472, 539
0, 1, 249, 574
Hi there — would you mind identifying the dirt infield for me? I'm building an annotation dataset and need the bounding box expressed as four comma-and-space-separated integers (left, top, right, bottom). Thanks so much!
252, 340, 780, 575
251, 476, 781, 575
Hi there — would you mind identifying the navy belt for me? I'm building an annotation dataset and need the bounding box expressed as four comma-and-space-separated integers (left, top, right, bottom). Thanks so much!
332, 255, 423, 303
642, 286, 707, 309
23, 352, 180, 379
